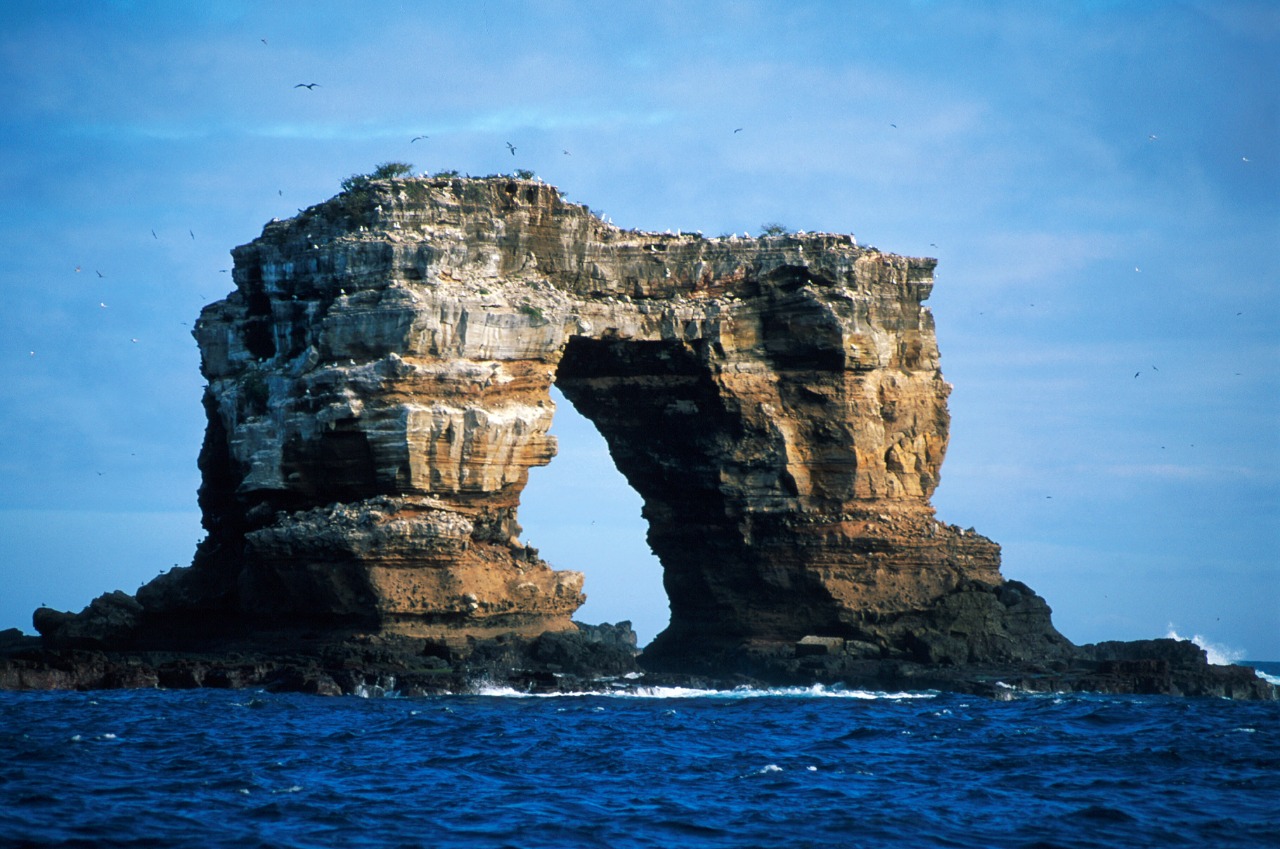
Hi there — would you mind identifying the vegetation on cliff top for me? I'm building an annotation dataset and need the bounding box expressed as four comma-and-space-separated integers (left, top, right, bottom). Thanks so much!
340, 162, 414, 193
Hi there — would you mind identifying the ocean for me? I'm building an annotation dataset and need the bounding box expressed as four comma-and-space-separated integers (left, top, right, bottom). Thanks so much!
3, 669, 1278, 849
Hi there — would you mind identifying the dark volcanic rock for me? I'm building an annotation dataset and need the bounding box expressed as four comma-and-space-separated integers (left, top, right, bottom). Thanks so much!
33, 591, 143, 650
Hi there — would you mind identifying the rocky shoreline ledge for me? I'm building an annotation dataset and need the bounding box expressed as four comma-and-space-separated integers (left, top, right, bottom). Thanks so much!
4, 614, 1272, 700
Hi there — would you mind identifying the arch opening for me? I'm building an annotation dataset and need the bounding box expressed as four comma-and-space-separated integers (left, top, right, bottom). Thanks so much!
518, 385, 668, 646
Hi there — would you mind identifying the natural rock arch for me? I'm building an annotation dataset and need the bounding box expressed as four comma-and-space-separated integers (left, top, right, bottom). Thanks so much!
53, 177, 1021, 663
31, 177, 1278, 699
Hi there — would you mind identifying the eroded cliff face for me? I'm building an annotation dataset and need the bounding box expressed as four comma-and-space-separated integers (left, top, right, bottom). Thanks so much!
50, 177, 1017, 655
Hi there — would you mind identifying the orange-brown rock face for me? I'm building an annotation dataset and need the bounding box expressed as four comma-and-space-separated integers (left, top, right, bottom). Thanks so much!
134, 177, 1003, 647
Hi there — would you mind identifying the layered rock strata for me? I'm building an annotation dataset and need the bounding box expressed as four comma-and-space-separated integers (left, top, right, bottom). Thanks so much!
40, 177, 1047, 664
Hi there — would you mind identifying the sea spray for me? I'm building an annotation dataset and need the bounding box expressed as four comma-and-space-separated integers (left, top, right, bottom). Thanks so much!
1165, 626, 1246, 665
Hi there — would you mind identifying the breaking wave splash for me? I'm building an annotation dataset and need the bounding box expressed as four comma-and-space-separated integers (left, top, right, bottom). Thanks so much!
468, 682, 937, 700
1164, 625, 1246, 666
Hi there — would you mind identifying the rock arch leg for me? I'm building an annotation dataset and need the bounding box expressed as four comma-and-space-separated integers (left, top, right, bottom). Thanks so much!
555, 331, 1007, 667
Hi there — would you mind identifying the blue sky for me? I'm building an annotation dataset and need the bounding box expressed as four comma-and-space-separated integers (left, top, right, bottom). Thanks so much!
1, 1, 1276, 659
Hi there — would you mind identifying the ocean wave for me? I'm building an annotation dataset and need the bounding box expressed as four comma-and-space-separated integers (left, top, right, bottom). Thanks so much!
1164, 626, 1245, 665
466, 682, 935, 700
3, 687, 1276, 849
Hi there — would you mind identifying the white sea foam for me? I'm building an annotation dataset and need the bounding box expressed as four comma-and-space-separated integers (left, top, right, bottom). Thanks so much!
468, 682, 935, 700
353, 676, 397, 698
1164, 626, 1245, 666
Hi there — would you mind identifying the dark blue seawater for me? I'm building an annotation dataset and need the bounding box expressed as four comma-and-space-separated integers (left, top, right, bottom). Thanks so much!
2, 681, 1278, 849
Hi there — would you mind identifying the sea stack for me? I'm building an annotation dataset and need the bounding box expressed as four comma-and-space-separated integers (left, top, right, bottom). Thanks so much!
39, 176, 1058, 658
26, 175, 1271, 699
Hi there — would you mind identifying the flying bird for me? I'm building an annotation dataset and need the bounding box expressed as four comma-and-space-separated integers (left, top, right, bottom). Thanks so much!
890, 123, 897, 128
74, 266, 81, 273
260, 38, 268, 45
1242, 156, 1251, 163
1134, 371, 1141, 378
1148, 134, 1158, 141
506, 142, 517, 155
189, 229, 195, 240
733, 127, 743, 133
96, 270, 104, 278
563, 149, 571, 155
294, 82, 319, 90
151, 229, 157, 239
